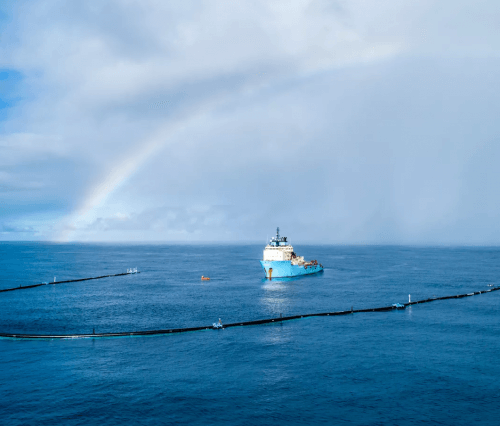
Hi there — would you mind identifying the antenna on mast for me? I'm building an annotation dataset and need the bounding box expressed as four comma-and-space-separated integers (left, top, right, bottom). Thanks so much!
276, 227, 280, 239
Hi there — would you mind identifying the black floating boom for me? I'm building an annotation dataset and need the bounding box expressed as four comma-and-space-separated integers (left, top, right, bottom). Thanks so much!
0, 271, 140, 294
1, 286, 499, 340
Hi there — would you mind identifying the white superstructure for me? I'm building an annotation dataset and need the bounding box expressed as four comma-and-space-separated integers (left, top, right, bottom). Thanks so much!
262, 228, 305, 265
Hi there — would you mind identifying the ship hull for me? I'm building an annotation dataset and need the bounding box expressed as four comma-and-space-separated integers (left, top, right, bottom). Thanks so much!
260, 260, 323, 279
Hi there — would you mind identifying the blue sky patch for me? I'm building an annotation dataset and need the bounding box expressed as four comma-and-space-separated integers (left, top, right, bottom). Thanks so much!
0, 68, 23, 122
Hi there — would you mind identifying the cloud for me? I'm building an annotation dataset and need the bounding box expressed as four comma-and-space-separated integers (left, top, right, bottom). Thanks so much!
1, 223, 34, 232
82, 205, 230, 238
1, 1, 500, 243
0, 133, 68, 166
0, 171, 45, 192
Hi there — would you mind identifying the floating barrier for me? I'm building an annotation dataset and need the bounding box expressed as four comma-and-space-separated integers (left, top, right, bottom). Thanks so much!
1, 285, 499, 340
0, 270, 140, 294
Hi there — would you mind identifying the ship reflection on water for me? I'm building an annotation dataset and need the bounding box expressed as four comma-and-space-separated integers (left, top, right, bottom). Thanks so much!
261, 275, 313, 284
260, 277, 294, 319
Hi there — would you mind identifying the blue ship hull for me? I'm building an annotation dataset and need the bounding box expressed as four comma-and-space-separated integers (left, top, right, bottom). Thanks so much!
260, 260, 323, 278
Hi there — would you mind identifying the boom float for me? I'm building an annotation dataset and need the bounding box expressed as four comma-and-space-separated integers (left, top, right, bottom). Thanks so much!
0, 269, 140, 294
1, 286, 498, 340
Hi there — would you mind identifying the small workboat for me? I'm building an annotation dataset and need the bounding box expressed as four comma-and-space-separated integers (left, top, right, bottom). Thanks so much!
212, 318, 223, 329
392, 303, 405, 309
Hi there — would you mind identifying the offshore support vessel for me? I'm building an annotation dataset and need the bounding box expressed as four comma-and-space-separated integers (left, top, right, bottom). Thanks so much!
260, 228, 323, 279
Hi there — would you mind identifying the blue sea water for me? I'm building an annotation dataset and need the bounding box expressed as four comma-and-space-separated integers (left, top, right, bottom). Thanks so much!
1, 243, 500, 425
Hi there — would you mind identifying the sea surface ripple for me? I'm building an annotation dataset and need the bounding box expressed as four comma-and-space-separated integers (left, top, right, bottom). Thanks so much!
1, 243, 500, 425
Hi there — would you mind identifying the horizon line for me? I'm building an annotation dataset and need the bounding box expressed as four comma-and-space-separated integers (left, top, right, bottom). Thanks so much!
1, 240, 500, 248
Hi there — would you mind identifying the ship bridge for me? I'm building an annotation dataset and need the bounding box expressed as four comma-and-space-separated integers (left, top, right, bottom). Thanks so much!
269, 227, 288, 247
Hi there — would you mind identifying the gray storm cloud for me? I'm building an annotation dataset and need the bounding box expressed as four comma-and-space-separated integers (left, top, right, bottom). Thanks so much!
1, 0, 500, 244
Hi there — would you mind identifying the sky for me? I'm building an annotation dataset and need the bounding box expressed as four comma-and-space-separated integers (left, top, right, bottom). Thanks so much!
1, 0, 500, 244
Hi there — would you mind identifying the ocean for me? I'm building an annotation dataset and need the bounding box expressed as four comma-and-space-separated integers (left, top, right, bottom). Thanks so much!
1, 243, 500, 425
